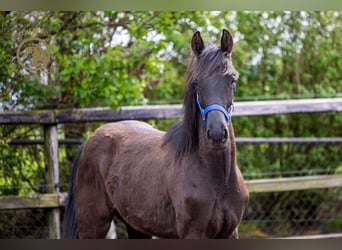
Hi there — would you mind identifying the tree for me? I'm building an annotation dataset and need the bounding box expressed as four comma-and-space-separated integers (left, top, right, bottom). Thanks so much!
1, 9, 342, 192
1, 11, 342, 238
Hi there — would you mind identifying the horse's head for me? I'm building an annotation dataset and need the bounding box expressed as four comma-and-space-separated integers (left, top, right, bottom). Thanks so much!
188, 29, 238, 151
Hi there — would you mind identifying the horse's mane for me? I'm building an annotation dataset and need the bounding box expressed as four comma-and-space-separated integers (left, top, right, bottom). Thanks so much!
163, 43, 238, 159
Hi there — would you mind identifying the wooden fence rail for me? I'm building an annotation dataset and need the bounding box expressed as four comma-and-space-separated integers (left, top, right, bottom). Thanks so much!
1, 97, 342, 238
1, 98, 342, 124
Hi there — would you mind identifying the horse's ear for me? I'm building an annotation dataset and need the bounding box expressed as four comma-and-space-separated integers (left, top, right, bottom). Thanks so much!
221, 29, 233, 56
191, 31, 204, 57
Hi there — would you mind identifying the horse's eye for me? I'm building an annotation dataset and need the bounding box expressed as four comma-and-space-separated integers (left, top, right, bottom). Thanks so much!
231, 81, 236, 90
193, 79, 200, 89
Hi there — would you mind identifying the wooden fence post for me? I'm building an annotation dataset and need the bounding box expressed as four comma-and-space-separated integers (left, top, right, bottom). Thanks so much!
44, 123, 61, 239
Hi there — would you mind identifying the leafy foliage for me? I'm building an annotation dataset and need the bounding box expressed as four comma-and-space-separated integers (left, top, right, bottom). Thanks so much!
1, 9, 342, 192
0, 11, 342, 238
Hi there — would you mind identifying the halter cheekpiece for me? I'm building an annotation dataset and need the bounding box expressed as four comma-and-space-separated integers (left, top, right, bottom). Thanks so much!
195, 80, 235, 127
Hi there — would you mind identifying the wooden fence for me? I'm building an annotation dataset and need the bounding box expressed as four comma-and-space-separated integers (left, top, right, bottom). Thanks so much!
1, 97, 342, 124
1, 97, 342, 238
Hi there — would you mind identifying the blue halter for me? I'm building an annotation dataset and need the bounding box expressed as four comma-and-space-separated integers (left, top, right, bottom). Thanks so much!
195, 88, 234, 127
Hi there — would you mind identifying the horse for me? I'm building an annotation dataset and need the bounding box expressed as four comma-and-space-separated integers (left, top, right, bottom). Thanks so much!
62, 29, 249, 239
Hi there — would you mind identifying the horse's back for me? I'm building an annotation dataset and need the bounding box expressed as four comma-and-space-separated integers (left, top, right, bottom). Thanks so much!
85, 120, 164, 151
97, 120, 164, 136
114, 120, 163, 133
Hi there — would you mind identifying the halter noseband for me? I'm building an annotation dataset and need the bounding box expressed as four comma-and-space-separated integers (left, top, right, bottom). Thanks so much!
195, 83, 235, 128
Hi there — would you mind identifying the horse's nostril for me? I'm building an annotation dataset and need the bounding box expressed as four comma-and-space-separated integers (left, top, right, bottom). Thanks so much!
223, 128, 228, 140
207, 130, 212, 139
207, 128, 228, 144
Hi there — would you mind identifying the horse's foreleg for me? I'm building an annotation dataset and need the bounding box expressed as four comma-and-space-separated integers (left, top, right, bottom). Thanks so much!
175, 218, 209, 239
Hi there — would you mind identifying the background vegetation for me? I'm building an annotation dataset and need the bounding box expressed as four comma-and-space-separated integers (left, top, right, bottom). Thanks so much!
0, 11, 341, 238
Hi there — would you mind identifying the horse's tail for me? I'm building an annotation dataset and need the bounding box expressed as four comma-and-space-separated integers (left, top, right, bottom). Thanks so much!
62, 145, 83, 239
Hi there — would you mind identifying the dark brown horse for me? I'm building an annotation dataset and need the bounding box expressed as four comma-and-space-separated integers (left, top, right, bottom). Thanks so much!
63, 29, 249, 239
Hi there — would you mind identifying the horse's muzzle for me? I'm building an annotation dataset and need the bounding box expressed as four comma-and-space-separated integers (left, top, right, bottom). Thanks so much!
206, 111, 229, 150
207, 126, 228, 150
